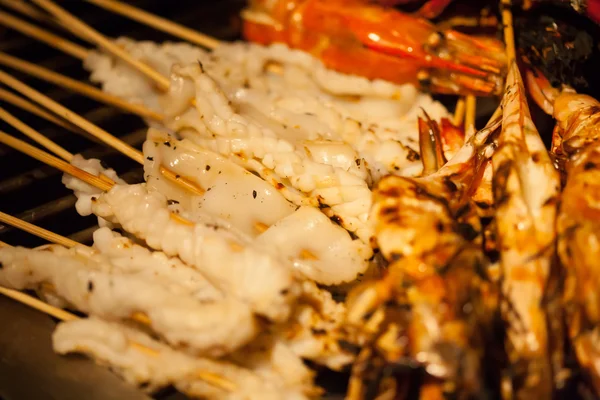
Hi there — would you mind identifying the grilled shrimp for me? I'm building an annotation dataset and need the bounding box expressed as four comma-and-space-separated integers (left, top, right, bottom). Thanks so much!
242, 0, 506, 96
548, 91, 600, 396
491, 63, 561, 399
345, 111, 502, 399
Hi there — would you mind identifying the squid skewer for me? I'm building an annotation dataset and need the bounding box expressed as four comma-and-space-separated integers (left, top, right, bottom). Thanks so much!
144, 128, 371, 285
0, 242, 259, 356
54, 317, 311, 399
159, 62, 418, 249
3, 93, 358, 367
0, 129, 300, 322
0, 223, 248, 397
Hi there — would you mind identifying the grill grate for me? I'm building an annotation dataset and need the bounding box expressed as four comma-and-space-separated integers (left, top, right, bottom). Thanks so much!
0, 0, 245, 248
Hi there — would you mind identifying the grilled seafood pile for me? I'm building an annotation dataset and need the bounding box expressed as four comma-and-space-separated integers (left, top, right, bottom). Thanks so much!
0, 26, 455, 399
3, 1, 600, 399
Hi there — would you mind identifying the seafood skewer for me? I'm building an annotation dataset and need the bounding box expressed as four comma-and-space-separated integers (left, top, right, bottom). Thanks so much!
143, 128, 371, 285
0, 229, 250, 397
54, 317, 311, 399
0, 242, 259, 356
0, 117, 356, 363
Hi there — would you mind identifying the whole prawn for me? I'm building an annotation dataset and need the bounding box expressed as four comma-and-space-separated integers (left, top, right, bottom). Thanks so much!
375, 0, 600, 24
528, 77, 600, 395
241, 0, 506, 96
345, 110, 502, 399
491, 62, 561, 399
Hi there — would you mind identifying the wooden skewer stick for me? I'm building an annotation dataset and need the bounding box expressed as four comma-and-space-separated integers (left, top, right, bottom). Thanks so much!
0, 51, 164, 121
0, 69, 143, 163
0, 71, 204, 196
0, 0, 65, 32
86, 0, 221, 50
0, 129, 113, 190
501, 0, 517, 64
0, 210, 79, 248
0, 130, 197, 229
0, 285, 79, 321
84, 0, 283, 78
0, 106, 73, 160
0, 106, 116, 187
465, 94, 477, 134
32, 0, 170, 91
453, 97, 466, 127
0, 10, 89, 60
0, 87, 81, 134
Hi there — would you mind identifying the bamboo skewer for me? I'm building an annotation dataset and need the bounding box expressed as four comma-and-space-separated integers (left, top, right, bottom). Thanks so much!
0, 87, 81, 134
0, 106, 117, 187
0, 10, 89, 60
86, 0, 221, 50
0, 210, 79, 248
0, 285, 79, 321
0, 106, 73, 160
0, 52, 164, 121
0, 130, 197, 228
0, 69, 144, 163
501, 0, 517, 64
464, 94, 477, 137
0, 0, 66, 32
453, 97, 466, 127
0, 71, 203, 196
32, 0, 170, 91
0, 0, 53, 24
0, 129, 113, 191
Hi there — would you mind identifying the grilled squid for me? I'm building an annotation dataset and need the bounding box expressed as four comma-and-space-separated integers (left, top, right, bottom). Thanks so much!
91, 227, 222, 301
164, 62, 374, 245
85, 38, 448, 180
53, 317, 311, 400
0, 244, 258, 356
85, 182, 298, 322
144, 129, 372, 285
